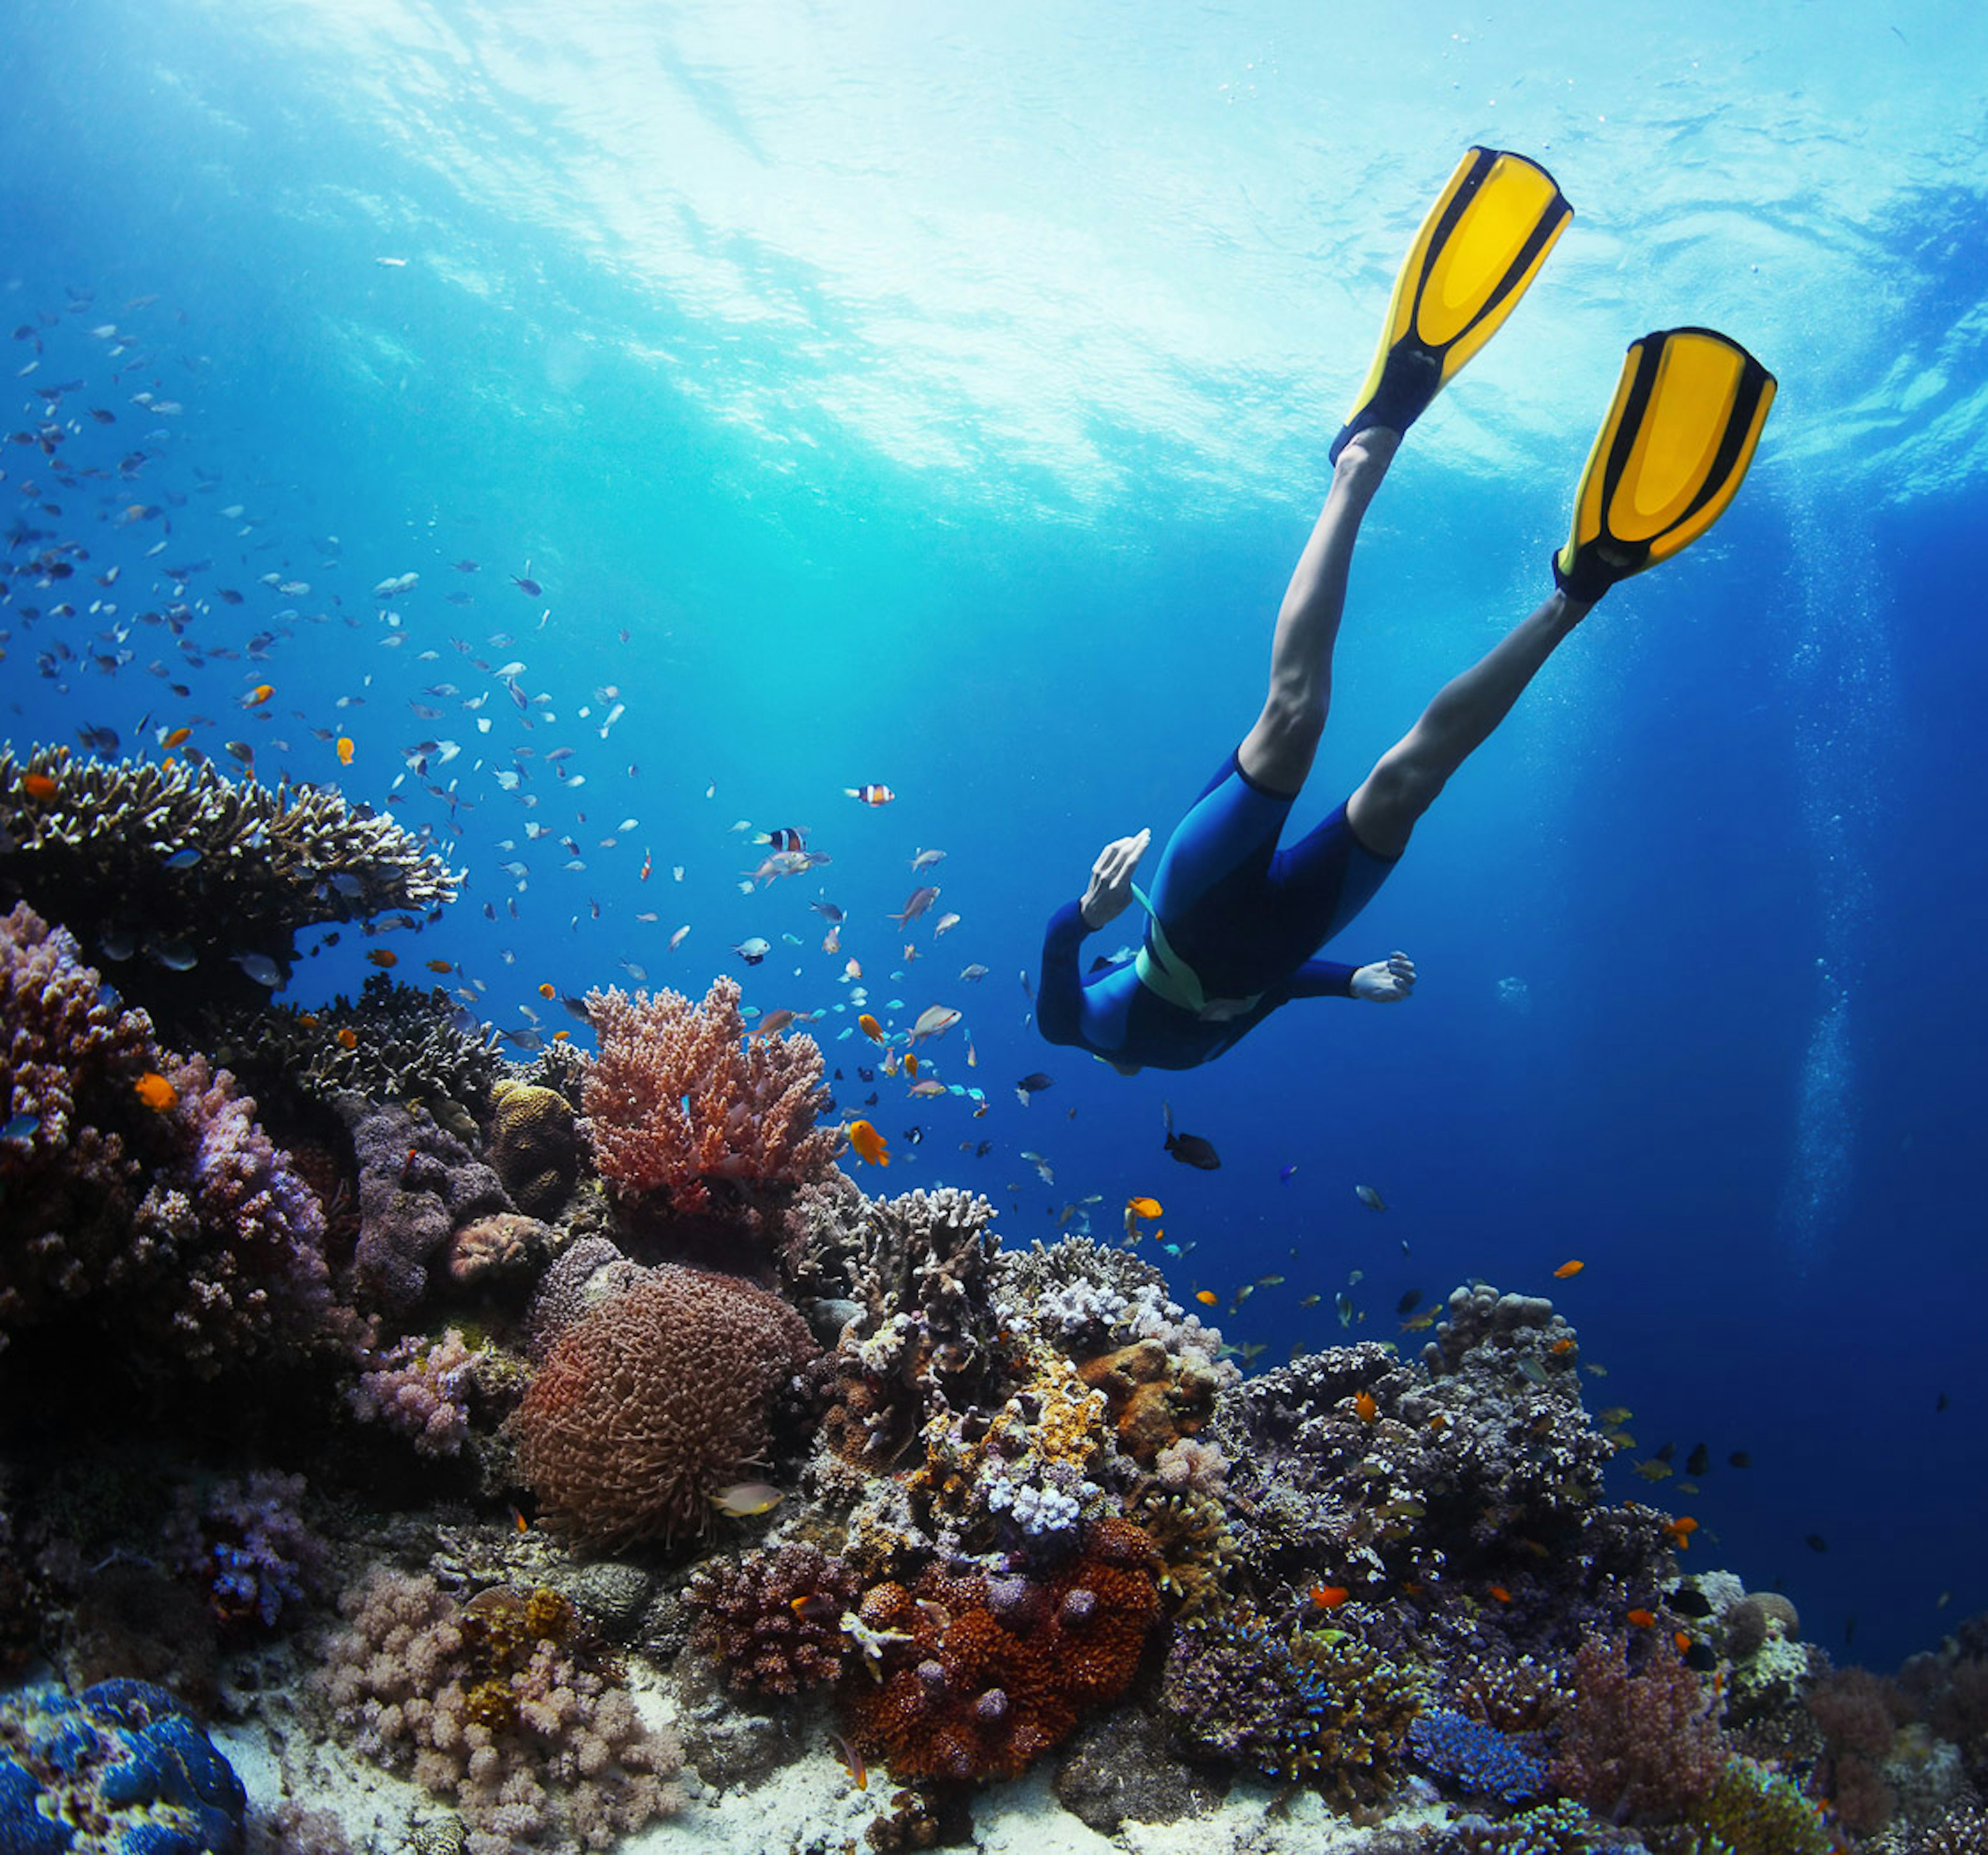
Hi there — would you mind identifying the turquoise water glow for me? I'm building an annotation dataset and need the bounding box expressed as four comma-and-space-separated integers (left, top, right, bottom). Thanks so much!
4, 0, 1985, 1669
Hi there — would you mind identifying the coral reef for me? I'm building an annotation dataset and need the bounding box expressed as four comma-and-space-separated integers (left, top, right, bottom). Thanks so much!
204, 975, 504, 1129
487, 1078, 580, 1219
581, 977, 837, 1255
162, 1469, 326, 1635
0, 745, 458, 1021
346, 1330, 477, 1456
1, 904, 340, 1386
840, 1515, 1162, 1784
0, 1676, 247, 1854
1808, 1664, 1909, 1835
318, 1568, 680, 1853
1692, 1755, 1836, 1854
521, 1237, 642, 1362
1159, 1604, 1421, 1801
685, 1540, 861, 1695
1548, 1636, 1726, 1826
446, 1212, 553, 1291
1409, 1706, 1547, 1801
346, 1097, 512, 1313
513, 1264, 817, 1548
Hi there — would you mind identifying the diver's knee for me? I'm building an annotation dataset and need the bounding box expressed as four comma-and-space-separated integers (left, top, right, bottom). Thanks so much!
1254, 690, 1325, 759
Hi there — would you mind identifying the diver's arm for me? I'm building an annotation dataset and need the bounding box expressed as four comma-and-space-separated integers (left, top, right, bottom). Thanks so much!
1080, 828, 1151, 930
1285, 959, 1361, 999
1035, 900, 1094, 1046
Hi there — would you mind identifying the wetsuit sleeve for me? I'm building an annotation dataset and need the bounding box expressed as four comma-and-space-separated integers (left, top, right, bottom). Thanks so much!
1035, 900, 1093, 1046
1285, 959, 1359, 998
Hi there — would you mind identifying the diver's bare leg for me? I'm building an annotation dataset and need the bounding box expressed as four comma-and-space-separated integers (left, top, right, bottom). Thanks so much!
1238, 429, 1399, 796
1346, 586, 1595, 859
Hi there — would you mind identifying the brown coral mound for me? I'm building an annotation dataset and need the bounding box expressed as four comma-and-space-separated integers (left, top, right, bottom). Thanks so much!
1549, 1635, 1726, 1825
487, 1079, 578, 1219
582, 978, 837, 1224
512, 1265, 817, 1549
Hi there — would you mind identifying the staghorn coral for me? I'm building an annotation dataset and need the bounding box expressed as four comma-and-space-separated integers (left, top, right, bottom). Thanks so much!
513, 1264, 817, 1549
1159, 1605, 1422, 1801
582, 977, 837, 1253
318, 1568, 680, 1852
1549, 1636, 1726, 1826
1408, 1706, 1546, 1801
0, 745, 458, 1022
204, 975, 503, 1127
686, 1541, 861, 1696
487, 1079, 579, 1219
840, 1515, 1162, 1785
0, 1676, 247, 1854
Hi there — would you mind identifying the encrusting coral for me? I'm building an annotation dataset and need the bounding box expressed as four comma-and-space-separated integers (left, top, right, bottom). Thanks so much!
513, 1263, 817, 1548
487, 1078, 580, 1219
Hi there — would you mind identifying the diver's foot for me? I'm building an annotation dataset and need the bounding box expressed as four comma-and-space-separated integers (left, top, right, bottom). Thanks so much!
1332, 425, 1398, 497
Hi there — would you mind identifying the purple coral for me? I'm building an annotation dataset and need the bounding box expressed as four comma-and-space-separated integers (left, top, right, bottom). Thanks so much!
344, 1329, 475, 1456
164, 1470, 326, 1634
1548, 1635, 1726, 1825
345, 1099, 511, 1312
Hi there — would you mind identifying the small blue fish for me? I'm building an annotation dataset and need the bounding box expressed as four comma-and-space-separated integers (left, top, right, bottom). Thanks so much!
162, 846, 202, 870
231, 952, 284, 987
1279, 1164, 1299, 1183
2, 1113, 40, 1143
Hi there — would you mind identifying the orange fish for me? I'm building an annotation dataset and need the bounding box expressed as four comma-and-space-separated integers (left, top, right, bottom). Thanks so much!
1428, 1412, 1449, 1432
1553, 1259, 1584, 1279
1310, 1585, 1349, 1610
639, 847, 651, 881
552, 1029, 570, 1041
160, 726, 192, 749
904, 1053, 919, 1079
845, 1119, 889, 1167
20, 772, 57, 802
1487, 1585, 1512, 1603
1125, 1196, 1162, 1222
538, 982, 556, 998
1550, 1337, 1577, 1355
425, 959, 453, 974
367, 949, 398, 968
243, 683, 274, 706
133, 1071, 178, 1111
858, 1012, 885, 1044
1627, 1608, 1657, 1628
1662, 1515, 1698, 1551
336, 736, 355, 765
1674, 1632, 1693, 1655
336, 1027, 359, 1049
844, 784, 895, 806
1194, 1289, 1219, 1306
299, 1013, 318, 1029
1353, 1390, 1378, 1422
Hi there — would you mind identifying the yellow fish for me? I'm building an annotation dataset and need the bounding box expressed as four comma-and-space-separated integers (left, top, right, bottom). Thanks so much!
845, 1119, 889, 1167
710, 1481, 784, 1517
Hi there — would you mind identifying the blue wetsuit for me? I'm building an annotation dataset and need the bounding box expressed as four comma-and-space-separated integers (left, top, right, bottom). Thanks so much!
1036, 748, 1398, 1071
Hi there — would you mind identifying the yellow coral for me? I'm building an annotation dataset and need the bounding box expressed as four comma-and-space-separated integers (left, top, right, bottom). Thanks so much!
489, 1079, 579, 1218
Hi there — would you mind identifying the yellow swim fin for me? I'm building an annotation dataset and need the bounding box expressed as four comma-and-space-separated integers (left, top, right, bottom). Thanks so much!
1330, 146, 1572, 463
1553, 327, 1776, 601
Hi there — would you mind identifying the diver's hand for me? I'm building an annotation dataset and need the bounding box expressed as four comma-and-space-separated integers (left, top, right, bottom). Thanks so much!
1351, 951, 1416, 1002
1080, 829, 1151, 930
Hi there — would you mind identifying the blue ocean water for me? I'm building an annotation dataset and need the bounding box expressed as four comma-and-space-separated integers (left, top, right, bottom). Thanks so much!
2, 0, 1983, 1676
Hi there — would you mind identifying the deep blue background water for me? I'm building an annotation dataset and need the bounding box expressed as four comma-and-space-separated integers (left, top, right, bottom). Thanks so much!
3, 1, 1984, 1671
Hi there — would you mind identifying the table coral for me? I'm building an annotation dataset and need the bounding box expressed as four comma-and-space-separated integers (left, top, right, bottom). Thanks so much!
513, 1263, 817, 1548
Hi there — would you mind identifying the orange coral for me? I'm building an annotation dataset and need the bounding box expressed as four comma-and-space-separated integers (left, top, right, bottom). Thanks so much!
842, 1519, 1162, 1784
582, 977, 838, 1226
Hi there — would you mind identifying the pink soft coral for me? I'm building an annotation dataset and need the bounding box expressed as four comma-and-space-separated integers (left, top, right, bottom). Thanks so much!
582, 977, 837, 1252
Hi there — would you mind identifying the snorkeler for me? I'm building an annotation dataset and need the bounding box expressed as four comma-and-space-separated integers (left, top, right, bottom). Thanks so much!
1037, 146, 1775, 1074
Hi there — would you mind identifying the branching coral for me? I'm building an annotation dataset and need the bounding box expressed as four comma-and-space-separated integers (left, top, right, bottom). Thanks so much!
318, 1568, 680, 1852
513, 1264, 817, 1548
162, 1470, 326, 1636
0, 904, 340, 1384
346, 1330, 476, 1457
582, 978, 836, 1250
1549, 1636, 1726, 1826
1159, 1605, 1422, 1801
686, 1541, 861, 1696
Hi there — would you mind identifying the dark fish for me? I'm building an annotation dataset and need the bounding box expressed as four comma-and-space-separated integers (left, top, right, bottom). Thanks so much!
1670, 1587, 1714, 1619
811, 902, 844, 923
1685, 1443, 1709, 1478
218, 588, 244, 604
1937, 1391, 1949, 1412
1396, 1288, 1422, 1316
513, 574, 542, 597
1164, 1125, 1221, 1171
75, 724, 119, 754
1844, 1616, 1857, 1647
1805, 1533, 1828, 1553
1654, 1441, 1676, 1464
902, 1127, 923, 1145
1728, 1451, 1751, 1469
1016, 1072, 1053, 1095
452, 559, 478, 571
973, 1140, 991, 1157
1683, 1640, 1718, 1672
